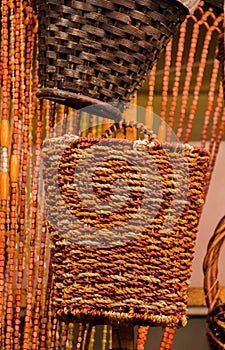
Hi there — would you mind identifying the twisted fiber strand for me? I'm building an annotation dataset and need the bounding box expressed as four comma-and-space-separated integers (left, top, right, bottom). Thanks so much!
42, 137, 209, 327
38, 0, 188, 106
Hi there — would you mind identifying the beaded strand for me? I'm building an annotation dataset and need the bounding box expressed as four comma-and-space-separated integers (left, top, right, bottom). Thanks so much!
201, 56, 220, 148
49, 317, 58, 350
31, 222, 48, 349
60, 322, 69, 350
102, 325, 108, 350
40, 256, 53, 350
0, 0, 10, 345
89, 326, 96, 350
84, 324, 93, 350
176, 14, 201, 140
161, 39, 173, 123
76, 323, 86, 350
135, 326, 149, 350
5, 0, 21, 345
168, 19, 187, 138
22, 100, 44, 350
13, 3, 34, 347
184, 13, 224, 143
208, 82, 224, 155
159, 327, 175, 350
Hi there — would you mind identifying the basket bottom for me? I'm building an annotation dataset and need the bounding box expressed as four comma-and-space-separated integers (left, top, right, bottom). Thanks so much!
36, 88, 123, 121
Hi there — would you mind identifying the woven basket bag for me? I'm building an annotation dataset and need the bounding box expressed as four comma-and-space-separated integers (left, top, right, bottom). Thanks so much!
41, 119, 209, 328
37, 0, 199, 119
203, 215, 225, 350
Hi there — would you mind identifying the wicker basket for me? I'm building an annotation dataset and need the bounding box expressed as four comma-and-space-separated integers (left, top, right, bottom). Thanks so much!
41, 120, 209, 327
203, 215, 225, 350
37, 0, 192, 119
217, 31, 225, 100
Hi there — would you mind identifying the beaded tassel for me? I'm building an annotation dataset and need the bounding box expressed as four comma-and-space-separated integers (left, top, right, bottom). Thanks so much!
167, 19, 187, 139
89, 326, 96, 350
13, 3, 34, 347
176, 14, 200, 140
135, 326, 149, 350
5, 0, 21, 346
40, 256, 53, 350
184, 11, 224, 143
76, 323, 86, 350
22, 100, 44, 350
208, 83, 224, 155
60, 323, 69, 350
83, 324, 93, 350
161, 39, 173, 123
157, 39, 173, 141
31, 222, 48, 349
102, 325, 108, 350
0, 2, 10, 345
50, 317, 58, 350
159, 327, 175, 350
201, 58, 220, 148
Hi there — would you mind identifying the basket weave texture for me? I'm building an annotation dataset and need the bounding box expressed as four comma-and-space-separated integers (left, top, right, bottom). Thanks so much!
42, 135, 209, 327
203, 216, 225, 350
37, 0, 188, 111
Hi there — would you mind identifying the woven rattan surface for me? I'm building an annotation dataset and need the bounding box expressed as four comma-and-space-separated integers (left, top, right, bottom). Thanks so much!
203, 215, 225, 350
37, 0, 188, 111
42, 133, 209, 327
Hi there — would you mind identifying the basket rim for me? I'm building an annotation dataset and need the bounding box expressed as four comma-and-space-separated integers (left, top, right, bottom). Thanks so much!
37, 88, 123, 122
177, 0, 201, 13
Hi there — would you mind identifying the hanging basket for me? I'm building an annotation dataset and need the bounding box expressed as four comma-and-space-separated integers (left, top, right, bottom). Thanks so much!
37, 0, 196, 119
203, 216, 225, 350
41, 120, 209, 328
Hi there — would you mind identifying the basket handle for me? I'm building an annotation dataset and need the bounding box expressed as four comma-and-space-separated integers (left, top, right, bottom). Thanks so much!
203, 215, 225, 311
102, 118, 157, 142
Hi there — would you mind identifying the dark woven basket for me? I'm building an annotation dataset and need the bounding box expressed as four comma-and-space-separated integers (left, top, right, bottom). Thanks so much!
41, 120, 209, 327
203, 215, 225, 350
37, 0, 190, 119
217, 31, 225, 100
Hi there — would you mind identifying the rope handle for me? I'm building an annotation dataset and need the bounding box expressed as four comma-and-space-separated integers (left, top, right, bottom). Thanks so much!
102, 118, 157, 142
203, 215, 225, 311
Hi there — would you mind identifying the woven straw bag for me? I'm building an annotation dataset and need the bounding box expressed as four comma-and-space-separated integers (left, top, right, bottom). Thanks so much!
41, 119, 209, 328
37, 0, 199, 118
203, 215, 225, 350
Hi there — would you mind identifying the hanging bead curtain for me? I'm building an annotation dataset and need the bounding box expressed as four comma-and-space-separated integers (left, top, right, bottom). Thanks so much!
0, 1, 224, 349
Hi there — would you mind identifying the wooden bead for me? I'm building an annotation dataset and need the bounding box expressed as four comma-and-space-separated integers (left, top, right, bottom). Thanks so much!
10, 154, 19, 182
144, 105, 154, 130
1, 119, 10, 147
158, 122, 167, 142
0, 172, 9, 200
